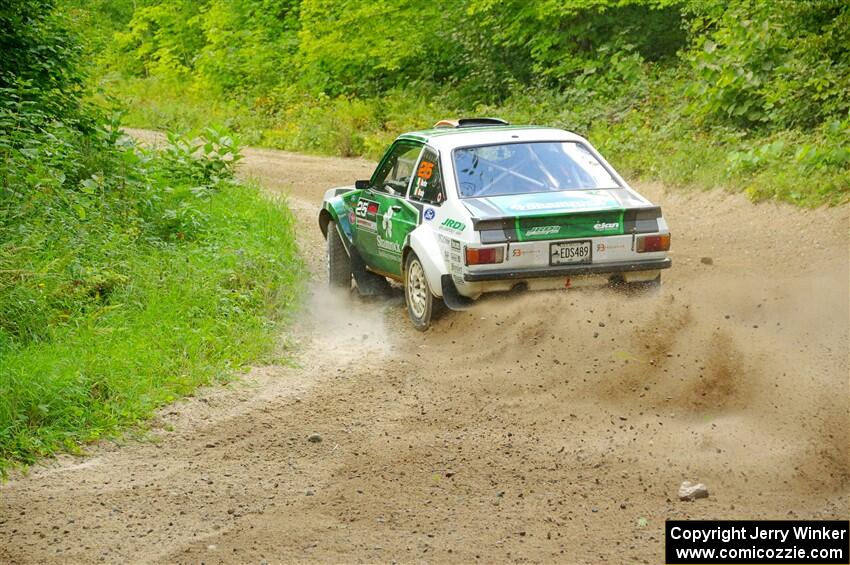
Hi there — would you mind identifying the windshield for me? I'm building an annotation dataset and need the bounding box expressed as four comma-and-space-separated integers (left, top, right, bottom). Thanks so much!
453, 141, 620, 198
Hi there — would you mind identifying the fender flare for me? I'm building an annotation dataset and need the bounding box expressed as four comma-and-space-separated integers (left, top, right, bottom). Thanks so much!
318, 207, 335, 238
319, 186, 357, 240
404, 226, 449, 298
319, 197, 354, 252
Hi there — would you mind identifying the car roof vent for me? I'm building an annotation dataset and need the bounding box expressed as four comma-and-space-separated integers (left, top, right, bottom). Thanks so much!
433, 117, 510, 128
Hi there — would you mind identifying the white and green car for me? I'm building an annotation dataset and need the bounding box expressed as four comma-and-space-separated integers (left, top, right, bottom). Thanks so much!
319, 118, 671, 330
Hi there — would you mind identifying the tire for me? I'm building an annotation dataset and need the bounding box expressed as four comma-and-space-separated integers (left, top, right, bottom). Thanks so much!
326, 221, 351, 289
404, 252, 436, 331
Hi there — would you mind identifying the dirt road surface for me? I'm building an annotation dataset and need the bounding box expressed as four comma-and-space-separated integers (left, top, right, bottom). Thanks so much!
1, 130, 848, 564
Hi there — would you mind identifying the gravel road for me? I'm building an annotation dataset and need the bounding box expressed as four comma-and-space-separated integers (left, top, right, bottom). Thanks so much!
1, 129, 847, 564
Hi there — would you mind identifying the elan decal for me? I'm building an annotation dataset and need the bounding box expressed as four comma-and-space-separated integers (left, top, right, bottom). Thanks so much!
593, 222, 619, 231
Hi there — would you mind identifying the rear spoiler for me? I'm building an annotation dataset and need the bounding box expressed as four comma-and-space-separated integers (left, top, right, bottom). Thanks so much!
472, 206, 663, 244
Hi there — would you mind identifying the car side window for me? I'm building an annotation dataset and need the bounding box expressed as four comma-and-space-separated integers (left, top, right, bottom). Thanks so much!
408, 147, 445, 205
371, 142, 423, 196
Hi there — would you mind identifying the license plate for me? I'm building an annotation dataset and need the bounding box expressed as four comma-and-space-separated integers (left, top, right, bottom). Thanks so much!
550, 240, 592, 265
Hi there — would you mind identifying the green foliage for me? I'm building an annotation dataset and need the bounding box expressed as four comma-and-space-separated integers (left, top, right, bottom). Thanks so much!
195, 0, 301, 97
62, 0, 137, 53
0, 0, 84, 92
467, 0, 686, 93
0, 0, 304, 471
295, 0, 469, 97
111, 1, 205, 78
0, 126, 303, 469
686, 0, 850, 129
86, 0, 848, 205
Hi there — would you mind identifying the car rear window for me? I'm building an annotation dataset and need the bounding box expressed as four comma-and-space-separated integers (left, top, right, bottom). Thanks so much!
453, 141, 620, 198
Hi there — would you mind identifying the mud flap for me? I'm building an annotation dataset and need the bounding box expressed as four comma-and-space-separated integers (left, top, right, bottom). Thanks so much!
350, 249, 391, 296
441, 275, 474, 311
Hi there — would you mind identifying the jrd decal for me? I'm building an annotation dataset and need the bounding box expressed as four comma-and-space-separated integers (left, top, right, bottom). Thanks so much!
440, 218, 466, 232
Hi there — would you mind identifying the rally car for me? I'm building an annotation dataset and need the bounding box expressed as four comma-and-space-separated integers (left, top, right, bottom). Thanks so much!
318, 118, 671, 330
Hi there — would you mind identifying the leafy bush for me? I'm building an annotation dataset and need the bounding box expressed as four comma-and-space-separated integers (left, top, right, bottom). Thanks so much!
0, 126, 303, 470
0, 0, 303, 471
686, 0, 849, 129
110, 2, 204, 79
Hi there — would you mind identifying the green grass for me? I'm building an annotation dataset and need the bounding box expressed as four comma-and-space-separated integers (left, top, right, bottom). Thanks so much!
104, 75, 850, 208
0, 180, 303, 470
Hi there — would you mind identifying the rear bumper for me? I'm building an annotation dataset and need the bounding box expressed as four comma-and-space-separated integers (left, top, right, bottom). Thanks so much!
463, 257, 671, 282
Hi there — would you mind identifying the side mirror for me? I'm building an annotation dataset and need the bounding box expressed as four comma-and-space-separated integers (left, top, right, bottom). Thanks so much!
355, 179, 370, 190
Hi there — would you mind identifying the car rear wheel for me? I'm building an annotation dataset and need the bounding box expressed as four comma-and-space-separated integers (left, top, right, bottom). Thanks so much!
404, 253, 435, 331
326, 221, 351, 289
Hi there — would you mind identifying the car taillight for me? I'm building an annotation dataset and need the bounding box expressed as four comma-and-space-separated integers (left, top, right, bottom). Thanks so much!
465, 246, 504, 265
636, 234, 671, 253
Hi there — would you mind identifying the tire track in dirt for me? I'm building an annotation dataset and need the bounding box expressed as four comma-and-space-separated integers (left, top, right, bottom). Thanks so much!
0, 129, 847, 564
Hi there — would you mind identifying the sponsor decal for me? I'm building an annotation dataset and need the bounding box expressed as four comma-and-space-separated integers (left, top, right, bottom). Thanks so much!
356, 217, 377, 232
424, 208, 436, 221
439, 218, 466, 232
382, 207, 395, 237
502, 190, 619, 213
596, 241, 627, 252
417, 161, 434, 180
526, 225, 560, 236
376, 235, 401, 254
413, 177, 427, 199
355, 199, 379, 219
510, 201, 586, 212
443, 237, 462, 274
511, 248, 542, 257
593, 222, 619, 231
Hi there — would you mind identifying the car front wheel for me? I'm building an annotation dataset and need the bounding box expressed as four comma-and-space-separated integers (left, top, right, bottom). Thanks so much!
326, 221, 351, 289
404, 252, 435, 331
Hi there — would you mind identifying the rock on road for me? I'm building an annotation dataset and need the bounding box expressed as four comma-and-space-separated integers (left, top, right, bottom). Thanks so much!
1, 129, 847, 564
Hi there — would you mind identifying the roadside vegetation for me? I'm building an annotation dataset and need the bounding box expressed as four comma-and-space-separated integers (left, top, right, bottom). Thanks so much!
0, 1, 302, 471
85, 0, 848, 206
